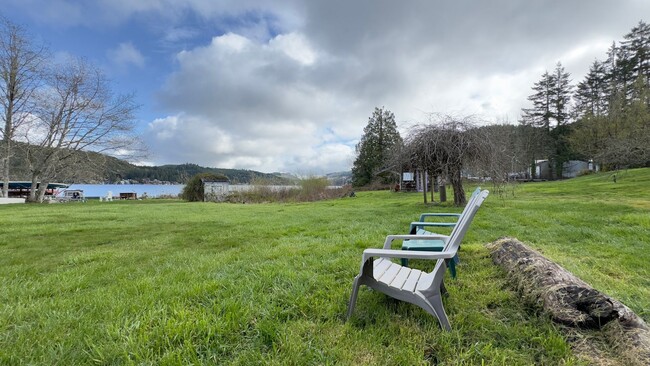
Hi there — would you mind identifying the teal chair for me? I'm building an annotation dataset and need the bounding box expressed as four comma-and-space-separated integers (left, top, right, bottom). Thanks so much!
401, 187, 483, 277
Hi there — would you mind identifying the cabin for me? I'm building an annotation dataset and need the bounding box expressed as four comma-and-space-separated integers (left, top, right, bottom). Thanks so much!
119, 192, 138, 200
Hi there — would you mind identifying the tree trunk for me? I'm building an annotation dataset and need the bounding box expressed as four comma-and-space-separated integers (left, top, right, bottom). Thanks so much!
450, 169, 465, 206
439, 176, 447, 203
27, 175, 39, 203
1, 140, 9, 198
530, 159, 536, 179
2, 96, 14, 198
421, 170, 427, 205
37, 180, 49, 203
429, 172, 435, 203
487, 238, 650, 365
1, 156, 8, 198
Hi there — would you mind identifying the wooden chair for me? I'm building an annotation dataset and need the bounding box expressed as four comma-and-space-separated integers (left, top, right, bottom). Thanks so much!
346, 190, 489, 330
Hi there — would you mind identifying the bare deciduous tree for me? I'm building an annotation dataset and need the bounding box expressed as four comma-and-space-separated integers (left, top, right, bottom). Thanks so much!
402, 115, 485, 206
399, 115, 521, 205
0, 17, 47, 197
19, 57, 141, 202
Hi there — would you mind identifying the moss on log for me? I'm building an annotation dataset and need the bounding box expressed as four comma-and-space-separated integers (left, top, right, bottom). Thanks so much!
486, 237, 650, 365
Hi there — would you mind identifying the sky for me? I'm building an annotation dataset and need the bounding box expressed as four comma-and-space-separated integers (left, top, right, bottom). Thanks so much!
3, 1, 649, 174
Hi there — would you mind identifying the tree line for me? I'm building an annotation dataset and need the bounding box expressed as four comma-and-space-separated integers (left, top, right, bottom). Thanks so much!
123, 163, 290, 185
352, 20, 650, 203
0, 15, 141, 202
521, 20, 650, 178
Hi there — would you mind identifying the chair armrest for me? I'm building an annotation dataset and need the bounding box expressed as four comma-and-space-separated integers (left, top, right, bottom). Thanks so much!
383, 234, 450, 249
418, 213, 462, 221
410, 221, 456, 230
362, 248, 457, 263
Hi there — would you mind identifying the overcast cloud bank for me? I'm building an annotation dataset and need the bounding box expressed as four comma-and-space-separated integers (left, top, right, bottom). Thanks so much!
6, 0, 650, 173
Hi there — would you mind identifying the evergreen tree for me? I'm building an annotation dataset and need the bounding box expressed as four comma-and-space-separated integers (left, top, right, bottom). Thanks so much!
521, 70, 553, 132
351, 107, 402, 187
551, 62, 573, 126
620, 20, 650, 96
570, 21, 650, 170
520, 62, 573, 179
575, 60, 609, 118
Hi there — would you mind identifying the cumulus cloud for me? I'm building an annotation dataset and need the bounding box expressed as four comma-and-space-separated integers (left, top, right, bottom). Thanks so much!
145, 28, 376, 172
108, 42, 145, 68
145, 1, 650, 172
146, 112, 352, 172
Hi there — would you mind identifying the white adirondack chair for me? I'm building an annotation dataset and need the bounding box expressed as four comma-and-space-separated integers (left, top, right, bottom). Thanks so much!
346, 190, 489, 330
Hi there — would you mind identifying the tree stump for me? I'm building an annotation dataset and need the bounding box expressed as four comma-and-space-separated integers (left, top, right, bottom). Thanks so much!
487, 237, 650, 365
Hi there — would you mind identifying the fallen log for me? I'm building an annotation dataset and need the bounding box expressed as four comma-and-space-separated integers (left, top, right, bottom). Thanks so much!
486, 237, 650, 365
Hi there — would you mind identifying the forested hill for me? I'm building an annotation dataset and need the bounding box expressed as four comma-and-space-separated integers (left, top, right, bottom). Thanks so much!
8, 142, 294, 184
121, 163, 293, 184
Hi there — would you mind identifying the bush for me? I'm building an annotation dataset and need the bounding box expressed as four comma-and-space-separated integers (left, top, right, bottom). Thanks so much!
181, 173, 228, 202
224, 178, 352, 203
298, 177, 330, 201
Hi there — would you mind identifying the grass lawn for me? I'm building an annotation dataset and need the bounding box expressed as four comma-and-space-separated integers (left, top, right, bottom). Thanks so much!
1, 168, 648, 365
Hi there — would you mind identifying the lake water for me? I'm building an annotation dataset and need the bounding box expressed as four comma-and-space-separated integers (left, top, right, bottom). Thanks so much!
65, 184, 185, 198
63, 183, 342, 199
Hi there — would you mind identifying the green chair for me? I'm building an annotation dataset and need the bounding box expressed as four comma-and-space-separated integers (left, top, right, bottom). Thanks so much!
401, 188, 482, 274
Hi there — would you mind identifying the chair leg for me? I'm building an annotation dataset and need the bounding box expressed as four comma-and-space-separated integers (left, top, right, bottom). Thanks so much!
427, 294, 451, 331
346, 276, 362, 320
445, 259, 457, 279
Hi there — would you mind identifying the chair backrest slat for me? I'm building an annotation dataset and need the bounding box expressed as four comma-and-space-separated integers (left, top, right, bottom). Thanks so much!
427, 190, 489, 276
443, 190, 488, 252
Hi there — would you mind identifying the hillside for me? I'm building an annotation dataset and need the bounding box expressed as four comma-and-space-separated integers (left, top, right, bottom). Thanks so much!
121, 163, 292, 185
7, 142, 293, 184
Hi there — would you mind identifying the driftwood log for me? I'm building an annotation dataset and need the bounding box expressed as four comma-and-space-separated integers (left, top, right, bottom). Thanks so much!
487, 237, 650, 364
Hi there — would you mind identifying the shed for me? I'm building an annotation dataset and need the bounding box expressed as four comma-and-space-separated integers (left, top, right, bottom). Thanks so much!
119, 192, 138, 200
203, 178, 230, 202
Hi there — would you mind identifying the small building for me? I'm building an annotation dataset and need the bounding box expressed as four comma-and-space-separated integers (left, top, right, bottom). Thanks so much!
533, 160, 552, 180
531, 160, 599, 180
60, 189, 85, 202
119, 192, 138, 200
203, 178, 230, 202
401, 172, 418, 192
563, 160, 599, 178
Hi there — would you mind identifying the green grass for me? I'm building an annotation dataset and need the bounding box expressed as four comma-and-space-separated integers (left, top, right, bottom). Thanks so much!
1, 168, 649, 365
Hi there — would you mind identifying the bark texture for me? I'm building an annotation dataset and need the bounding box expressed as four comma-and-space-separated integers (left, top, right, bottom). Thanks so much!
487, 237, 650, 365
